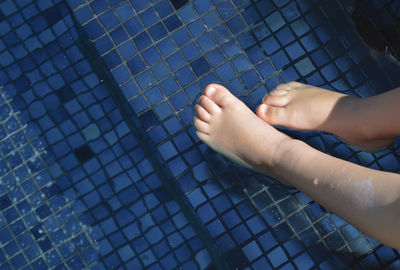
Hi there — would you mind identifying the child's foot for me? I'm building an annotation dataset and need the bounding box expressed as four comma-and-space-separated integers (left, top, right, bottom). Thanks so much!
256, 82, 395, 152
194, 84, 293, 176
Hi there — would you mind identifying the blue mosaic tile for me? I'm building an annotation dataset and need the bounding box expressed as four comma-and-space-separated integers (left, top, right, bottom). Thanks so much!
2, 0, 400, 269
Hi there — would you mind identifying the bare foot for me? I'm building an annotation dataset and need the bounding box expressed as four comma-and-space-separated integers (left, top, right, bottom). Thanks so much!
194, 84, 293, 177
256, 82, 395, 152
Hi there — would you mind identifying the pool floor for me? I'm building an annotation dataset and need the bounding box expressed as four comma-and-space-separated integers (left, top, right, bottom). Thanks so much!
0, 0, 400, 269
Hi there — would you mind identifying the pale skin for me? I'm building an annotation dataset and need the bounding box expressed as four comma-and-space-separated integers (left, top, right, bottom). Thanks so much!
194, 82, 400, 250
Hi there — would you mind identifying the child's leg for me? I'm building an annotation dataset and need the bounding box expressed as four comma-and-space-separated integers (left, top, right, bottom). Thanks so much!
256, 82, 399, 151
194, 84, 400, 249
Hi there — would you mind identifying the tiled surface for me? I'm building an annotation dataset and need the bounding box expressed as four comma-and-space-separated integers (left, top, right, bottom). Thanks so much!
0, 1, 213, 269
1, 0, 400, 269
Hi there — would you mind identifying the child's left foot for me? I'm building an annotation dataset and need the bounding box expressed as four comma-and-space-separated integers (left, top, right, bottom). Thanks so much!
194, 84, 292, 173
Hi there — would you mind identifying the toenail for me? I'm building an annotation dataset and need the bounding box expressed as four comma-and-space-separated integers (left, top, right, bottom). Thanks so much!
259, 104, 267, 114
270, 90, 288, 96
207, 86, 216, 96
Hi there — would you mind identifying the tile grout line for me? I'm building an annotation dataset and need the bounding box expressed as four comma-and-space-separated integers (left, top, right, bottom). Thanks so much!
66, 6, 229, 270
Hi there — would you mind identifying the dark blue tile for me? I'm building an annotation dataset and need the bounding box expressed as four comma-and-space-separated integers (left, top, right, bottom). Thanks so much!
267, 246, 288, 268
148, 23, 167, 41
43, 5, 62, 26
175, 66, 195, 86
188, 20, 207, 37
158, 37, 176, 56
10, 253, 26, 269
177, 4, 196, 22
290, 18, 310, 38
133, 31, 152, 51
102, 50, 121, 69
110, 26, 128, 45
74, 144, 94, 163
276, 26, 296, 46
164, 14, 182, 32
170, 0, 187, 9
0, 227, 12, 244
206, 48, 225, 66
167, 52, 185, 71
242, 240, 262, 262
124, 16, 142, 37
181, 42, 200, 61
36, 204, 51, 219
221, 41, 241, 58
99, 10, 119, 30
67, 256, 85, 269
127, 55, 146, 76
154, 102, 173, 120
269, 50, 289, 70
38, 237, 52, 252
256, 60, 275, 80
320, 64, 340, 81
285, 41, 305, 60
241, 69, 261, 89
226, 249, 247, 269
152, 62, 169, 80
155, 0, 173, 18
131, 0, 149, 12
193, 0, 212, 14
242, 5, 261, 25
172, 28, 191, 47
169, 91, 188, 111
231, 224, 252, 244
90, 0, 108, 14
139, 8, 157, 27
203, 11, 221, 29
115, 2, 134, 21
215, 62, 235, 82
190, 57, 210, 77
144, 86, 163, 105
139, 110, 158, 130
136, 70, 155, 89
4, 207, 19, 223
216, 2, 235, 19
0, 195, 11, 210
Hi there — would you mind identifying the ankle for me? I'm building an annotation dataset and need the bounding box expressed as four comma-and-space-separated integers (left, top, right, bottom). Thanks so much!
333, 96, 376, 140
267, 137, 299, 169
355, 97, 383, 140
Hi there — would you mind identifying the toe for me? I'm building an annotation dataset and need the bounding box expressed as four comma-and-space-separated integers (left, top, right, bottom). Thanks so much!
263, 93, 290, 107
204, 84, 234, 108
269, 89, 289, 97
196, 130, 209, 143
275, 81, 303, 91
256, 104, 287, 126
199, 95, 220, 115
262, 89, 288, 102
285, 81, 303, 88
194, 116, 210, 134
195, 104, 211, 122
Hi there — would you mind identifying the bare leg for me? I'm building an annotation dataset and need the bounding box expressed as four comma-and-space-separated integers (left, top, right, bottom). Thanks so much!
256, 82, 399, 152
194, 84, 400, 249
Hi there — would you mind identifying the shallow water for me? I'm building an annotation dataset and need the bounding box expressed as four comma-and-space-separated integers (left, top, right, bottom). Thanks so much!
0, 0, 400, 269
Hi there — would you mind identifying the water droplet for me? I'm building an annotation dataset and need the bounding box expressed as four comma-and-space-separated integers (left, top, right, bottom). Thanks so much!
313, 178, 319, 186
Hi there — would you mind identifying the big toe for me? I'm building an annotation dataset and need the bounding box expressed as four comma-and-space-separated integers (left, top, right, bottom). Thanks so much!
205, 84, 235, 108
262, 90, 290, 107
257, 104, 287, 126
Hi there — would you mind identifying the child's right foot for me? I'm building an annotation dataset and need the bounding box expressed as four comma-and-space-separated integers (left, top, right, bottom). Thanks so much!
256, 82, 395, 152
